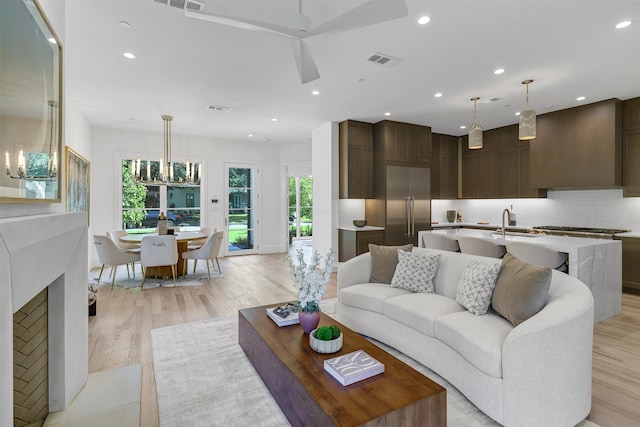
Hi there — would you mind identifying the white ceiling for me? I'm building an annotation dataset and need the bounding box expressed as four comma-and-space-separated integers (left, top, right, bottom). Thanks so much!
65, 0, 640, 145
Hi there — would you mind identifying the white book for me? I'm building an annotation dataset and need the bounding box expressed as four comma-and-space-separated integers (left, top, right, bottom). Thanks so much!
266, 307, 300, 327
324, 350, 385, 386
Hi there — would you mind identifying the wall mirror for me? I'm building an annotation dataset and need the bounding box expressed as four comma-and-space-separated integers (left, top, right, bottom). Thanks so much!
0, 0, 62, 203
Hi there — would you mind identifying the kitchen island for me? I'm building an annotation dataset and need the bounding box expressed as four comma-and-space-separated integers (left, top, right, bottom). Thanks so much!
418, 228, 622, 323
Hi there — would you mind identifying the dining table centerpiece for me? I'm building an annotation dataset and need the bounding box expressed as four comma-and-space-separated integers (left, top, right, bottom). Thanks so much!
291, 248, 335, 333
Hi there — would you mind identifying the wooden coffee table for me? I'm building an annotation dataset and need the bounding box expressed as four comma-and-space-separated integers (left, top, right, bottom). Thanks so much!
238, 304, 446, 427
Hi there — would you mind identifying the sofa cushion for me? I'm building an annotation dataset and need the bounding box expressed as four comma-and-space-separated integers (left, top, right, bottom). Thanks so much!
435, 310, 513, 378
340, 283, 410, 314
390, 250, 441, 293
369, 244, 414, 284
456, 261, 500, 315
492, 253, 552, 326
385, 293, 466, 337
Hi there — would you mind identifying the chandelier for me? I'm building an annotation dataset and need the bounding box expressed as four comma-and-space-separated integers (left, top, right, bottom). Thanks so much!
133, 115, 201, 185
5, 101, 58, 180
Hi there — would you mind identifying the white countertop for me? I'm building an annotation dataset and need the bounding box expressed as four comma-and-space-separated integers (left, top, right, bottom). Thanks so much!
338, 226, 385, 232
432, 222, 640, 239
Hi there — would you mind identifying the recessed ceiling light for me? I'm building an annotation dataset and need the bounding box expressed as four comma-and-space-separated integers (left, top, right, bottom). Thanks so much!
123, 52, 136, 59
311, 90, 320, 95
616, 20, 631, 29
515, 111, 521, 116
47, 37, 57, 44
119, 21, 131, 29
384, 112, 391, 116
460, 125, 466, 129
271, 118, 278, 122
576, 96, 586, 101
248, 133, 254, 137
494, 68, 505, 75
418, 16, 431, 25
434, 93, 443, 98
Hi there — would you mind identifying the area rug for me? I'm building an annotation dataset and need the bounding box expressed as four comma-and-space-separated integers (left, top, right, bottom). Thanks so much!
92, 262, 223, 290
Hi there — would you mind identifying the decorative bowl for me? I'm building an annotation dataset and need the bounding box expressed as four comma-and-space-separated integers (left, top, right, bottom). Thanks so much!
353, 219, 367, 228
309, 329, 343, 354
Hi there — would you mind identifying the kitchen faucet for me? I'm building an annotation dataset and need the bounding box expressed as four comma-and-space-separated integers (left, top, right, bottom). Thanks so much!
501, 208, 510, 240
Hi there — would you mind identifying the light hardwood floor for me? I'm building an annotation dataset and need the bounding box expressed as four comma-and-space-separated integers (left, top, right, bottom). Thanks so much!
88, 253, 638, 427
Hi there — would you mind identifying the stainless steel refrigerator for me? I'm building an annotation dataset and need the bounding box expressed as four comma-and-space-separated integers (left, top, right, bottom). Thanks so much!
384, 165, 431, 246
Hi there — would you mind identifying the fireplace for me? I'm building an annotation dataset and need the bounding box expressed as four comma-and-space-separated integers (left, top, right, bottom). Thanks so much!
0, 213, 88, 426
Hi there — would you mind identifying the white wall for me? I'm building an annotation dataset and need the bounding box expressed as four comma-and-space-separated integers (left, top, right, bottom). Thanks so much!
432, 189, 640, 230
311, 122, 339, 261
89, 127, 309, 268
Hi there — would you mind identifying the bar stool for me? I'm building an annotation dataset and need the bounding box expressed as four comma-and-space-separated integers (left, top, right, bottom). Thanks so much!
422, 233, 460, 252
506, 241, 568, 272
458, 236, 506, 258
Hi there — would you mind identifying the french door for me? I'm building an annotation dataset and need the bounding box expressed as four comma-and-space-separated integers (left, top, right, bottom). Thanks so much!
224, 163, 260, 255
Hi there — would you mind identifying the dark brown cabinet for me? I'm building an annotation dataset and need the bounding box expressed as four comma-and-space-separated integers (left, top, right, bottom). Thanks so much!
431, 133, 458, 199
338, 229, 384, 262
339, 120, 374, 199
623, 98, 640, 197
530, 98, 623, 189
616, 236, 640, 292
374, 120, 431, 165
461, 129, 498, 198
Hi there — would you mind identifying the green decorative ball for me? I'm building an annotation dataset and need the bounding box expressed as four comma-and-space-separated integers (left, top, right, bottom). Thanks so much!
315, 326, 332, 341
329, 325, 341, 339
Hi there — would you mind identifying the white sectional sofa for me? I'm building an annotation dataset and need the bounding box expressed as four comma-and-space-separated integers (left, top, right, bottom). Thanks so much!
337, 247, 595, 427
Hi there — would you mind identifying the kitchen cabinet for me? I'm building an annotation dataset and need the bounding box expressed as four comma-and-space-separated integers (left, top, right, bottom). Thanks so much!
338, 228, 384, 262
461, 129, 498, 198
431, 133, 458, 199
374, 120, 431, 165
616, 236, 640, 292
530, 98, 622, 189
623, 98, 640, 197
339, 120, 373, 199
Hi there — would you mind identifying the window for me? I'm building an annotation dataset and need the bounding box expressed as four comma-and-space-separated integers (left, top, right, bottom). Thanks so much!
288, 176, 313, 240
121, 159, 201, 231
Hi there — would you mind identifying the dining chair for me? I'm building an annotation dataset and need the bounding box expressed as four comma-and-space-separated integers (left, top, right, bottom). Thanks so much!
93, 234, 141, 289
182, 231, 224, 279
140, 235, 178, 290
458, 236, 506, 258
107, 229, 140, 275
422, 233, 460, 252
188, 226, 215, 250
506, 241, 568, 271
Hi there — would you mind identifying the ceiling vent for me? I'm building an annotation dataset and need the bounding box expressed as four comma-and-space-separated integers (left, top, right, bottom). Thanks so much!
153, 0, 205, 12
367, 52, 402, 68
208, 105, 233, 112
479, 97, 501, 104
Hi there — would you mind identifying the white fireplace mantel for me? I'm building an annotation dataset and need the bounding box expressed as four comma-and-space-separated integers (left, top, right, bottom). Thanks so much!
0, 212, 88, 425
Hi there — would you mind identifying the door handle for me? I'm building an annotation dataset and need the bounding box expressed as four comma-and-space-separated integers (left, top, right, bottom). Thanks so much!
405, 196, 412, 235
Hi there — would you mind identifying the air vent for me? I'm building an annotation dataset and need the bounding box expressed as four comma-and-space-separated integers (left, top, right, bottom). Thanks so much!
208, 105, 233, 112
153, 0, 204, 12
367, 52, 402, 68
479, 97, 501, 104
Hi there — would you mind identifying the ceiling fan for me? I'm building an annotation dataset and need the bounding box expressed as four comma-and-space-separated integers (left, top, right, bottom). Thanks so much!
184, 0, 408, 84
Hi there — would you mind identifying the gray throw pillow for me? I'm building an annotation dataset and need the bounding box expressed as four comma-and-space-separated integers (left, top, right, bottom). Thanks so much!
492, 253, 552, 326
390, 250, 441, 293
456, 261, 501, 315
369, 244, 413, 284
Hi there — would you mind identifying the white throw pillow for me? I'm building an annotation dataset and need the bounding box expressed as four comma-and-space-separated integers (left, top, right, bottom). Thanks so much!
390, 250, 440, 293
456, 261, 501, 315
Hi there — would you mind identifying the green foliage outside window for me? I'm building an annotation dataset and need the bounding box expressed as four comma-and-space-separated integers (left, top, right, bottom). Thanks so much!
121, 160, 147, 228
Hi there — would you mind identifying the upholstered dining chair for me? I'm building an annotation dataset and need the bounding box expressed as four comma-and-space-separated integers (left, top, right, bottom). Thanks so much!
182, 231, 224, 279
93, 235, 141, 288
506, 241, 568, 272
107, 229, 140, 276
140, 235, 178, 290
187, 226, 215, 250
422, 233, 460, 252
458, 236, 507, 258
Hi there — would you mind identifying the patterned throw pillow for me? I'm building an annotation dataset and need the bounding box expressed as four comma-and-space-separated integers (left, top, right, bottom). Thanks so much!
456, 261, 501, 315
390, 250, 441, 293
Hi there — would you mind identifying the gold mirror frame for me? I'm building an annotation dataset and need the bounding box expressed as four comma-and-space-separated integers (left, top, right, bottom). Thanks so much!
0, 0, 62, 203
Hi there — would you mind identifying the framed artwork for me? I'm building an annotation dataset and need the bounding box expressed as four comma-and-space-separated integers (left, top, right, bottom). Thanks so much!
65, 147, 90, 225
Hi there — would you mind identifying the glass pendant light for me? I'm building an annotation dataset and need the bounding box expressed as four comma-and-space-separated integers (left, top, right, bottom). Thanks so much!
469, 97, 483, 149
519, 79, 536, 140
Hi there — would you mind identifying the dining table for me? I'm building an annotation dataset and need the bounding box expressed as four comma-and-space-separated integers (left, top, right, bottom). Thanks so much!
120, 231, 208, 277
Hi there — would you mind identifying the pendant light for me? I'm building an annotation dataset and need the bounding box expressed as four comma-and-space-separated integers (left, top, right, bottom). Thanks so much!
469, 97, 483, 149
519, 79, 536, 140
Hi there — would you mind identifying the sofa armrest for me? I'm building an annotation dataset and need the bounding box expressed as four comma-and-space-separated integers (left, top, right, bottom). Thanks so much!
500, 272, 594, 426
337, 253, 372, 291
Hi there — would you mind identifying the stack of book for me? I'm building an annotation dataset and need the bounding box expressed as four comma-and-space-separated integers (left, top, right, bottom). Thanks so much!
324, 350, 385, 386
266, 304, 300, 327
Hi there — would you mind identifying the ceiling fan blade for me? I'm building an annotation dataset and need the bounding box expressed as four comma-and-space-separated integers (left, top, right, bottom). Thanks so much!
291, 39, 320, 84
185, 10, 301, 39
304, 0, 408, 38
